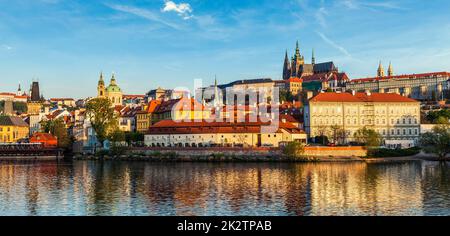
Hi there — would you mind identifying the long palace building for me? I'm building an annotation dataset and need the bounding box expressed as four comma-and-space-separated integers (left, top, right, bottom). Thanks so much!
346, 64, 450, 101
304, 91, 421, 149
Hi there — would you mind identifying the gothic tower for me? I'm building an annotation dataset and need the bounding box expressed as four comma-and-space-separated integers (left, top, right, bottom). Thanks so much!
312, 49, 316, 65
377, 61, 385, 77
282, 50, 291, 80
97, 72, 106, 98
30, 81, 41, 102
388, 62, 394, 76
291, 41, 305, 77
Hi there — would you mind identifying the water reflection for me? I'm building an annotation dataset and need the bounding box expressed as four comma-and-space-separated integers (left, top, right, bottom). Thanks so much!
0, 161, 449, 216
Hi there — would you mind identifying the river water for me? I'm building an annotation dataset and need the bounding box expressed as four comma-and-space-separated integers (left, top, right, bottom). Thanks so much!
0, 160, 449, 216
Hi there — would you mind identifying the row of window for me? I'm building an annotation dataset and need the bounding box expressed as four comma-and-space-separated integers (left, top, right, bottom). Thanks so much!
314, 117, 419, 126
312, 107, 418, 115
146, 134, 281, 141
0, 127, 11, 132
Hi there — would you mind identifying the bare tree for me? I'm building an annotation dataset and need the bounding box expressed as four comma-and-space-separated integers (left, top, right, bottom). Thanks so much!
316, 125, 329, 145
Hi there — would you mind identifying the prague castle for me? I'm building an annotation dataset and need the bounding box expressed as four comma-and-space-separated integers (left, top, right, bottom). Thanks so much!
97, 72, 123, 107
282, 41, 339, 80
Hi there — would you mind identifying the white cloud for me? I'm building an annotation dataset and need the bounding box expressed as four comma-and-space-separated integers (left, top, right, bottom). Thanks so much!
194, 15, 215, 27
107, 4, 181, 30
162, 1, 193, 20
316, 31, 351, 57
315, 7, 328, 28
341, 0, 359, 9
363, 1, 406, 10
341, 0, 406, 10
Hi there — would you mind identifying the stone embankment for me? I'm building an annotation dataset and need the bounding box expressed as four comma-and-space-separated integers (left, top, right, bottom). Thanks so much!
72, 146, 368, 162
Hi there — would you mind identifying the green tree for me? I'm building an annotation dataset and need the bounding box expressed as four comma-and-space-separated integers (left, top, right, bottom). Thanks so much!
315, 125, 329, 145
283, 141, 305, 158
420, 121, 450, 161
40, 118, 72, 149
109, 129, 126, 143
86, 98, 117, 148
125, 131, 144, 146
280, 90, 295, 103
426, 109, 450, 123
13, 102, 28, 113
353, 127, 382, 148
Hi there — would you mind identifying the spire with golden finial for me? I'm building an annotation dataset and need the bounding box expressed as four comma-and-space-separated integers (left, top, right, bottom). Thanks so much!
110, 72, 117, 85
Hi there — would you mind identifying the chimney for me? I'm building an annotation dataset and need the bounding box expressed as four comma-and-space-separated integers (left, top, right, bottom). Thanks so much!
351, 90, 356, 96
282, 118, 286, 123
365, 90, 371, 96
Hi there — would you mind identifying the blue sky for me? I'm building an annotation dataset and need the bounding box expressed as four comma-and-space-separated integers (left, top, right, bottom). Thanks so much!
0, 0, 450, 98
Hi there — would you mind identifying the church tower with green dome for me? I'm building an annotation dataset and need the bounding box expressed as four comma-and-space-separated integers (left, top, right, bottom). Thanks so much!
97, 72, 123, 107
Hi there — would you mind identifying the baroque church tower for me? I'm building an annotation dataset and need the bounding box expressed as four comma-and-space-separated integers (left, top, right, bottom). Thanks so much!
97, 72, 123, 107
97, 72, 106, 98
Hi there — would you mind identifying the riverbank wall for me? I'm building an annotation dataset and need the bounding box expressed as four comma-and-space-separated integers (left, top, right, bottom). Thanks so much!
0, 155, 63, 161
73, 146, 367, 162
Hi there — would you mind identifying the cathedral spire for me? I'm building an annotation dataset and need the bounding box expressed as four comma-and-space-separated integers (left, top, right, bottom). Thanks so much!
295, 40, 300, 59
377, 61, 385, 77
388, 62, 394, 76
283, 50, 291, 80
312, 48, 316, 65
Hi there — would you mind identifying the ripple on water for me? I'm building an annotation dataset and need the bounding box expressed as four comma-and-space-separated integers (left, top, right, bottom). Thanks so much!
0, 161, 449, 216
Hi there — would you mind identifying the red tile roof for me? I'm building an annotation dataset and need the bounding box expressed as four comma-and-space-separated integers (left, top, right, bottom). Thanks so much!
310, 92, 419, 103
302, 72, 349, 83
0, 92, 28, 99
349, 72, 450, 83
153, 98, 205, 113
287, 77, 303, 83
123, 94, 146, 99
30, 133, 58, 147
280, 114, 299, 123
119, 105, 141, 117
50, 98, 75, 101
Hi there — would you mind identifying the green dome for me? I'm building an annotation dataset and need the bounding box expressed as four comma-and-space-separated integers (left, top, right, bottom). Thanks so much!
106, 85, 122, 93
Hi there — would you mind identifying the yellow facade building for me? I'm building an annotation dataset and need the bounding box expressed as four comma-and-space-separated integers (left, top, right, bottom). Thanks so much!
304, 92, 421, 148
136, 100, 161, 133
0, 116, 30, 143
152, 98, 211, 124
